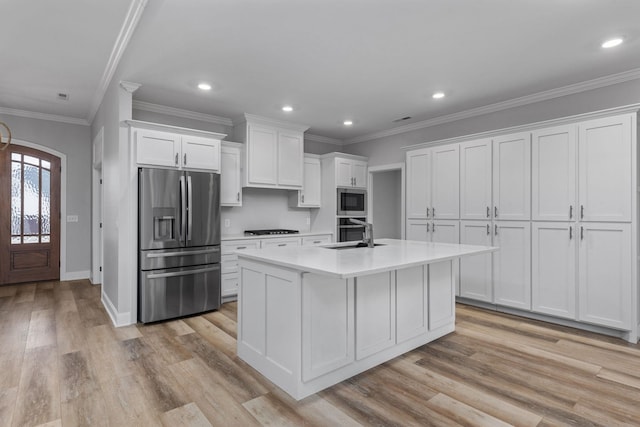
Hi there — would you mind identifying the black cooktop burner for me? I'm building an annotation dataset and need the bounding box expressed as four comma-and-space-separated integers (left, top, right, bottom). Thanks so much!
244, 229, 300, 236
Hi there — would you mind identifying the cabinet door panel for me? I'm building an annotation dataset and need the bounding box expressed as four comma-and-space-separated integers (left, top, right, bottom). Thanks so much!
247, 124, 278, 185
431, 220, 459, 244
431, 144, 460, 219
277, 131, 304, 187
459, 221, 493, 302
301, 157, 321, 207
578, 115, 632, 222
493, 221, 531, 310
406, 149, 430, 219
460, 139, 492, 220
136, 129, 180, 167
406, 220, 430, 242
578, 223, 631, 329
493, 133, 531, 220
532, 126, 576, 221
396, 266, 428, 343
428, 261, 455, 330
182, 135, 220, 172
221, 146, 242, 206
352, 161, 368, 189
355, 272, 395, 360
532, 222, 576, 319
336, 159, 353, 187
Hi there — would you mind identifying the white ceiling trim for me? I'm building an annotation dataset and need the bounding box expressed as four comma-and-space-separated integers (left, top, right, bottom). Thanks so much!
87, 0, 148, 123
133, 100, 233, 126
344, 67, 640, 145
304, 133, 343, 145
0, 106, 89, 126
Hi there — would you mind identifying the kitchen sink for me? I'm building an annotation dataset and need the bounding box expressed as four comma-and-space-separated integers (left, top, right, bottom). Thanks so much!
323, 242, 386, 250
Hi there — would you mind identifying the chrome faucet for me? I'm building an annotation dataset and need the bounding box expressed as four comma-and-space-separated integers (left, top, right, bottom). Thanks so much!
349, 218, 374, 248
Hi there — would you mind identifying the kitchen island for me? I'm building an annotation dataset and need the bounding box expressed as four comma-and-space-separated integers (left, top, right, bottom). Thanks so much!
236, 238, 496, 400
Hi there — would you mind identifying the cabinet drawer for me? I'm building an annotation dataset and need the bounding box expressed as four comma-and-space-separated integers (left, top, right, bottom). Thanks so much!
302, 235, 332, 246
222, 240, 260, 254
221, 254, 238, 275
261, 238, 301, 248
222, 274, 239, 297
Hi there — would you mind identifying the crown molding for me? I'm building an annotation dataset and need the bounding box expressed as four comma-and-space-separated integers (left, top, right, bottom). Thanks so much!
235, 113, 310, 132
0, 106, 89, 126
87, 0, 148, 123
304, 133, 343, 145
120, 81, 141, 93
343, 67, 640, 145
133, 100, 233, 126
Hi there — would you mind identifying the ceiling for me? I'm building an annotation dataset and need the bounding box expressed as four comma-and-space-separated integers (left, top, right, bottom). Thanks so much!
3, 0, 640, 143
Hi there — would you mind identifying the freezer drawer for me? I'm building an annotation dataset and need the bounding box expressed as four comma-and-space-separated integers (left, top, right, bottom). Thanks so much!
139, 263, 221, 323
140, 245, 220, 271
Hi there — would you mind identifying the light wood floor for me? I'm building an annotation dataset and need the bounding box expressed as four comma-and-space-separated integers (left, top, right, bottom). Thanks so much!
1, 280, 640, 426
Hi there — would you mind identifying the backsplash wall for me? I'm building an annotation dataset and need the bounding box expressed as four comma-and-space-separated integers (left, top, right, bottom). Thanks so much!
221, 187, 312, 236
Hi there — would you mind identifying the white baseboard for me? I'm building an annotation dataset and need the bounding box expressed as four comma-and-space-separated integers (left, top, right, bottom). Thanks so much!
101, 290, 135, 327
61, 270, 90, 281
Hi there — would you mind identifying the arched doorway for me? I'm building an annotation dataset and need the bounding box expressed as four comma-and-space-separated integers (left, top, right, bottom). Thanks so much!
0, 144, 61, 284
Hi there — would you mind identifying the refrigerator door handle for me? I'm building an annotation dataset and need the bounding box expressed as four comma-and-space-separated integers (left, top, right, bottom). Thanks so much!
179, 175, 187, 244
147, 265, 219, 279
187, 174, 193, 242
145, 247, 220, 258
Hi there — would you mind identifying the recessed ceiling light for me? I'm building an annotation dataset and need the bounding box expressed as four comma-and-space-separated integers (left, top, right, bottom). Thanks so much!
601, 38, 623, 48
282, 105, 293, 112
343, 120, 353, 126
432, 92, 445, 99
197, 83, 212, 91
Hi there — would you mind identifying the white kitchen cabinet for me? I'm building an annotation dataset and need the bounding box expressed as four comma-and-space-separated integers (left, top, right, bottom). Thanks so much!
578, 223, 632, 330
405, 220, 459, 244
221, 239, 261, 299
493, 221, 531, 310
531, 222, 576, 319
135, 127, 222, 172
261, 237, 301, 249
290, 155, 322, 208
531, 125, 577, 221
221, 142, 242, 207
493, 132, 531, 221
302, 234, 332, 246
460, 138, 492, 220
406, 144, 459, 221
234, 114, 308, 190
459, 221, 493, 302
336, 157, 368, 188
578, 115, 632, 222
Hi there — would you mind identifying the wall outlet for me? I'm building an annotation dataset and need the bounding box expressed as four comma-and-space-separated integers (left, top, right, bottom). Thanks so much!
224, 219, 230, 228
67, 215, 79, 223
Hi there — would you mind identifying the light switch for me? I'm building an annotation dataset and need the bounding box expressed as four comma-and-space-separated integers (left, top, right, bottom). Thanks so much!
67, 215, 79, 223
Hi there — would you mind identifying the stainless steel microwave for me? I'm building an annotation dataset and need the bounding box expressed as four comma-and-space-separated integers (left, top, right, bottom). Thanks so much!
337, 188, 367, 216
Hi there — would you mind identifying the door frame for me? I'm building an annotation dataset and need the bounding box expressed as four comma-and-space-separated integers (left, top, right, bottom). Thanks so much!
367, 163, 406, 239
92, 128, 104, 284
7, 139, 68, 280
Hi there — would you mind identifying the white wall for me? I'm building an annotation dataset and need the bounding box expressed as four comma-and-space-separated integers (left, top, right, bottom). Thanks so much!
371, 170, 401, 239
344, 79, 640, 165
0, 113, 92, 277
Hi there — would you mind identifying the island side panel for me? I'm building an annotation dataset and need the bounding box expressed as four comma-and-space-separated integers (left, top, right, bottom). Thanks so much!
429, 260, 456, 330
396, 265, 429, 343
355, 271, 396, 360
237, 259, 302, 395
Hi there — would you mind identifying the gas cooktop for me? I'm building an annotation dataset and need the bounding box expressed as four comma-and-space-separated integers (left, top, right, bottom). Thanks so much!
244, 229, 300, 236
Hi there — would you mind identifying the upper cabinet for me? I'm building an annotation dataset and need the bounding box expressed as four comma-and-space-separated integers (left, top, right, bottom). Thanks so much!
336, 157, 367, 188
221, 142, 243, 207
460, 138, 492, 220
406, 144, 459, 220
131, 121, 225, 172
492, 132, 531, 221
234, 114, 309, 190
290, 155, 322, 208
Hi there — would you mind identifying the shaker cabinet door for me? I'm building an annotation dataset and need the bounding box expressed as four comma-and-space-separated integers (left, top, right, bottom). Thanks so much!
460, 139, 492, 220
493, 133, 531, 221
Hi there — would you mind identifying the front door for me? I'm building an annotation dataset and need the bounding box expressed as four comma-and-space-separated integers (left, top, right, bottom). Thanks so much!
0, 145, 61, 285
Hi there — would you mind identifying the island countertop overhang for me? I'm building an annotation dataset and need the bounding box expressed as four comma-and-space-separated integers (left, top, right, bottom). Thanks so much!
235, 238, 498, 279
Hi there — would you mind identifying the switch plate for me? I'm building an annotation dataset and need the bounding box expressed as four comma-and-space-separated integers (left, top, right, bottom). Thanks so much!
67, 215, 78, 223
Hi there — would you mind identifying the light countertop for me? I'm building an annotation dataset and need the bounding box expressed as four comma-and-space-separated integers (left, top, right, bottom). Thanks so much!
222, 231, 333, 241
236, 238, 497, 279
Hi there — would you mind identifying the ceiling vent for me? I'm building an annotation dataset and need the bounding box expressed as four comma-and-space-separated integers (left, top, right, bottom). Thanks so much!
57, 93, 69, 101
393, 116, 412, 123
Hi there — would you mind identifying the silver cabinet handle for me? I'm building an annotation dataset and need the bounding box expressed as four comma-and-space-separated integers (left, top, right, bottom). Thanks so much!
278, 243, 287, 247
581, 205, 584, 219
237, 192, 240, 202
432, 222, 435, 232
236, 246, 247, 250
569, 226, 573, 240
146, 247, 220, 258
569, 205, 573, 219
302, 194, 305, 203
494, 206, 498, 218
426, 208, 430, 218
175, 153, 179, 166
494, 224, 498, 235
313, 240, 321, 244
427, 222, 430, 232
148, 265, 219, 279
486, 224, 490, 235
580, 226, 584, 240
354, 177, 357, 186
487, 206, 490, 218
432, 207, 435, 218
183, 153, 187, 165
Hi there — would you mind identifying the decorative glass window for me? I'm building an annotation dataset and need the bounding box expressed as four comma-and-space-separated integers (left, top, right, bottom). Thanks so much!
10, 152, 51, 244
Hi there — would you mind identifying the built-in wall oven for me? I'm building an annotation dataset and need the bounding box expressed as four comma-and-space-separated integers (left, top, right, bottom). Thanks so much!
337, 217, 367, 242
337, 188, 367, 216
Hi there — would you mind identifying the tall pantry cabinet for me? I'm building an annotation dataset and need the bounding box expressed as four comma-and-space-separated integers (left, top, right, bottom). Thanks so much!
406, 109, 638, 341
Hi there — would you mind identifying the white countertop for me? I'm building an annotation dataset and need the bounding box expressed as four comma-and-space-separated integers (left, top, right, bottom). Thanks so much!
222, 231, 333, 241
236, 238, 498, 279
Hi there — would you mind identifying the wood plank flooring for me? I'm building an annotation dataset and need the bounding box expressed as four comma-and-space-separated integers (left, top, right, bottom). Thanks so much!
1, 279, 639, 426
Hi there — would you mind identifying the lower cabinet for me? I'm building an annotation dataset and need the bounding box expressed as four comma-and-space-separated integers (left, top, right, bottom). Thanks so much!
355, 272, 396, 360
493, 221, 531, 310
532, 222, 576, 319
578, 223, 632, 330
459, 221, 493, 302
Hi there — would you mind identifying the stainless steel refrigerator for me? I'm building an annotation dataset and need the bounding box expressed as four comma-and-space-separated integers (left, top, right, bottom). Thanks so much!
138, 167, 221, 323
